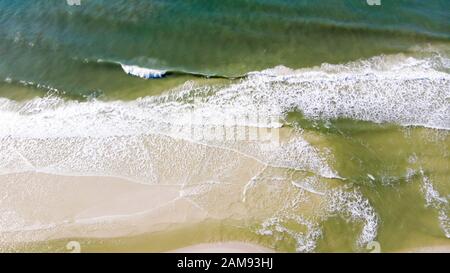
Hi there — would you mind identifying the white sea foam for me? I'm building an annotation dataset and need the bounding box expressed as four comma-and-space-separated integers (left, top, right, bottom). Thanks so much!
121, 64, 166, 79
244, 54, 449, 130
1, 53, 448, 139
256, 185, 379, 252
258, 216, 322, 253
253, 168, 378, 252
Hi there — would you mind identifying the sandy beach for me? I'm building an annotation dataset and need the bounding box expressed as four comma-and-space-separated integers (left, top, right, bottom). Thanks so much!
1, 1, 449, 253
0, 171, 278, 253
0, 172, 208, 245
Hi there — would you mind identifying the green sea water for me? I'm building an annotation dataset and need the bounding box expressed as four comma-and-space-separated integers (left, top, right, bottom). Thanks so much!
0, 0, 449, 252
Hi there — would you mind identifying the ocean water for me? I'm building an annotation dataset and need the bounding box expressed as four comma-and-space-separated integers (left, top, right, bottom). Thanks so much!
0, 0, 449, 252
1, 0, 449, 99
